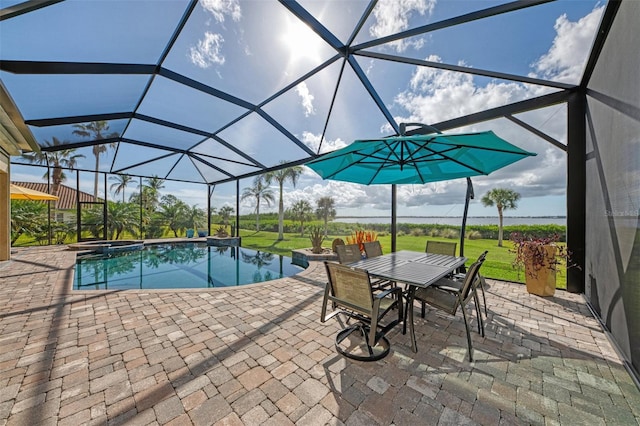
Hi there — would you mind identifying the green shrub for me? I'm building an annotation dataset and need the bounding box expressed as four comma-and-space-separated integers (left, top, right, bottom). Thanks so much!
440, 228, 459, 239
466, 230, 482, 240
465, 224, 566, 241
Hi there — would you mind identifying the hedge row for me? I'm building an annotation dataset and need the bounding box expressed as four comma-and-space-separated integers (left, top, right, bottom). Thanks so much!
236, 216, 566, 242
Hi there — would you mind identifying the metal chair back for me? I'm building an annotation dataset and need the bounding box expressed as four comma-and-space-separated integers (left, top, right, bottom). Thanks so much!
363, 241, 383, 258
425, 240, 457, 256
335, 243, 362, 264
324, 262, 374, 315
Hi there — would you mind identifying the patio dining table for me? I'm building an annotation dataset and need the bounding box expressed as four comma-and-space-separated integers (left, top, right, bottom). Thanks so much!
349, 250, 467, 352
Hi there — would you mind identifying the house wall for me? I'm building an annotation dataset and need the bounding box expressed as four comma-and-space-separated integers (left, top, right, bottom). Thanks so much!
585, 0, 640, 378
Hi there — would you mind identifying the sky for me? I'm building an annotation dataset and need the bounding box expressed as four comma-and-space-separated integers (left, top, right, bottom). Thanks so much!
4, 0, 605, 218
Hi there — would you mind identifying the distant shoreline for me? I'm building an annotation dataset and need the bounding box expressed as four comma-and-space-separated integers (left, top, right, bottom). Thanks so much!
336, 216, 567, 219
334, 216, 567, 226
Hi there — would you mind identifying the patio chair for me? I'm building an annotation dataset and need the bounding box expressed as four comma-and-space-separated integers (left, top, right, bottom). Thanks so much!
421, 240, 458, 317
452, 251, 488, 318
335, 243, 362, 264
425, 240, 457, 257
363, 241, 397, 291
321, 262, 403, 361
363, 241, 383, 258
408, 251, 487, 361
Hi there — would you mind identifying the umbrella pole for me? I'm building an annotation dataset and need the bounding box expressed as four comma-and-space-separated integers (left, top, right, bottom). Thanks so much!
391, 184, 397, 252
459, 178, 474, 259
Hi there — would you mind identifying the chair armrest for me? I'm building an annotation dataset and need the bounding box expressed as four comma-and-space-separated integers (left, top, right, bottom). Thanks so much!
429, 277, 461, 295
434, 284, 460, 293
375, 287, 402, 300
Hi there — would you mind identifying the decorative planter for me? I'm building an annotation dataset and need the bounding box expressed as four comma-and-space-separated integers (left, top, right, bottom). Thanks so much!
291, 248, 338, 268
524, 245, 557, 296
186, 229, 195, 238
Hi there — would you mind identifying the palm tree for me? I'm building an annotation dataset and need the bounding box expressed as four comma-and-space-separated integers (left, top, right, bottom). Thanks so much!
10, 200, 48, 245
315, 196, 336, 238
141, 175, 165, 211
158, 195, 189, 237
81, 201, 138, 240
481, 188, 521, 247
185, 204, 206, 231
72, 121, 119, 198
105, 201, 139, 239
218, 205, 235, 227
21, 137, 84, 198
109, 174, 133, 203
289, 200, 313, 236
241, 176, 275, 232
265, 163, 303, 240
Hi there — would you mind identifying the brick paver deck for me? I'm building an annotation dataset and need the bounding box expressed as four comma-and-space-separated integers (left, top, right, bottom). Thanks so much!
1, 245, 638, 425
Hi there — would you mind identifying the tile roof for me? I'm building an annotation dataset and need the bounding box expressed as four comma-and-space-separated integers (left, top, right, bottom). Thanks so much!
11, 181, 99, 210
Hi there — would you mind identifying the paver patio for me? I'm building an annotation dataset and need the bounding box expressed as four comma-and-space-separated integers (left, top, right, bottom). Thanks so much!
0, 245, 638, 425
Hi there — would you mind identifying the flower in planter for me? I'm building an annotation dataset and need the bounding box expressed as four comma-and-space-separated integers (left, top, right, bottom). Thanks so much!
510, 232, 580, 297
346, 230, 378, 254
509, 232, 577, 278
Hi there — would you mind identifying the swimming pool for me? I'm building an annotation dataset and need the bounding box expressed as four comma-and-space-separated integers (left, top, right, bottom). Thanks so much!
73, 242, 304, 290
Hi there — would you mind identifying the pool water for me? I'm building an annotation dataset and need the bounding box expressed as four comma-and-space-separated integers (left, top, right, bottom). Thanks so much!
74, 243, 304, 290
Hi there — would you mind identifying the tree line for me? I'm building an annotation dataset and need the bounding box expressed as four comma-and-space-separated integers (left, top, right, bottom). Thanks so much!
239, 162, 336, 239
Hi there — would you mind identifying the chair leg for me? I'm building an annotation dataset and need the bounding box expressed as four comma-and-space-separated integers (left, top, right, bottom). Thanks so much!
461, 305, 474, 362
479, 275, 488, 318
473, 292, 485, 337
361, 325, 374, 357
320, 283, 330, 323
402, 291, 410, 335
421, 301, 426, 318
395, 289, 404, 328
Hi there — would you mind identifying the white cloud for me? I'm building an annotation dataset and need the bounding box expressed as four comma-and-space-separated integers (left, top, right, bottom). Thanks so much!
189, 32, 226, 68
532, 6, 605, 83
199, 0, 242, 23
300, 131, 347, 155
295, 82, 316, 117
189, 0, 242, 68
395, 55, 530, 125
369, 0, 435, 52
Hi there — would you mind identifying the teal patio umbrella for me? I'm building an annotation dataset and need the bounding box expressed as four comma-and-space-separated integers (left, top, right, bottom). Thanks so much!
306, 130, 536, 253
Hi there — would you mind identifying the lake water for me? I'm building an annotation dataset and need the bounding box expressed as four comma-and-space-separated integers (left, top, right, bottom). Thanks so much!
335, 216, 566, 226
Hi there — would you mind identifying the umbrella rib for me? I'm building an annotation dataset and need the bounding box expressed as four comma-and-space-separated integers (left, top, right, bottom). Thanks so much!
321, 154, 367, 180
321, 143, 398, 182
366, 141, 399, 184
435, 140, 532, 155
411, 141, 489, 175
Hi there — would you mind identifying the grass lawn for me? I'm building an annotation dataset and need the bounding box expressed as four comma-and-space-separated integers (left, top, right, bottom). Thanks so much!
239, 229, 568, 289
